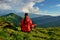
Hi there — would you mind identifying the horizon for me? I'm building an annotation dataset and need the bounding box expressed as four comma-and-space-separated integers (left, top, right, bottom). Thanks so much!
0, 12, 60, 17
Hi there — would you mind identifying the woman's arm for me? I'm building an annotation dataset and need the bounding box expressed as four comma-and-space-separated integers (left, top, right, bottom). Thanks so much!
30, 19, 36, 28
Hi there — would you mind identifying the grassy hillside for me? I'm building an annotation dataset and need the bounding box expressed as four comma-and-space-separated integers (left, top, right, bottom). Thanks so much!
0, 13, 22, 27
0, 13, 60, 40
0, 21, 60, 40
0, 26, 60, 40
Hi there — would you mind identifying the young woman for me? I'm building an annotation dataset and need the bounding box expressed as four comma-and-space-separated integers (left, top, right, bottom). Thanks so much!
20, 13, 36, 32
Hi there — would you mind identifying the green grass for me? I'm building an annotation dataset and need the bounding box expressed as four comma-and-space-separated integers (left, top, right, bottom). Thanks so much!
0, 27, 60, 40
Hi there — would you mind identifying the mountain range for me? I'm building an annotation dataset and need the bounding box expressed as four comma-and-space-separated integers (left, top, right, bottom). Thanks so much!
31, 16, 60, 27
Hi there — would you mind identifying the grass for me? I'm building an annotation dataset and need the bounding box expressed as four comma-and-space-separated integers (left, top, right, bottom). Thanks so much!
0, 27, 60, 40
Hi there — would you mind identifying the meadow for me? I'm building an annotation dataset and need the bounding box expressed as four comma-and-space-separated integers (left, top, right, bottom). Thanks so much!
0, 26, 60, 40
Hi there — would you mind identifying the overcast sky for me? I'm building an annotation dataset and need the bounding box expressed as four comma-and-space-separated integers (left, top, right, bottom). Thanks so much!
0, 0, 60, 16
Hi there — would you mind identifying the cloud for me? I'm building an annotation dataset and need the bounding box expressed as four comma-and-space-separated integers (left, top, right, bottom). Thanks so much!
21, 0, 44, 13
30, 7, 40, 14
43, 14, 60, 16
0, 3, 12, 10
22, 2, 35, 13
56, 4, 60, 7
0, 0, 59, 16
39, 10, 60, 16
49, 4, 60, 8
0, 0, 44, 14
34, 0, 44, 3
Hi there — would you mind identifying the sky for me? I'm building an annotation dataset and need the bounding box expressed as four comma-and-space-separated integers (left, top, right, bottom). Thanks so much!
0, 0, 60, 16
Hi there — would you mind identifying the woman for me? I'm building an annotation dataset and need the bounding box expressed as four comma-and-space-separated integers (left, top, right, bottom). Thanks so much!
20, 13, 36, 32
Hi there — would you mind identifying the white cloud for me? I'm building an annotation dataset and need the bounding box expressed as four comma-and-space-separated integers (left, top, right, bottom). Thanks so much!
0, 3, 12, 10
2, 0, 12, 1
0, 0, 59, 16
39, 10, 60, 16
0, 0, 45, 14
43, 14, 60, 16
31, 7, 40, 14
22, 2, 35, 13
34, 0, 44, 3
21, 0, 44, 13
56, 4, 60, 7
50, 4, 60, 8
22, 7, 29, 13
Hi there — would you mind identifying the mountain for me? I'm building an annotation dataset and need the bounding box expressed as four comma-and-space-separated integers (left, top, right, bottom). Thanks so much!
0, 13, 22, 27
31, 16, 60, 27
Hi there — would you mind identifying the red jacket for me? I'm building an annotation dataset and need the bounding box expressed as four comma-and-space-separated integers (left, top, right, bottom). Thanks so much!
20, 18, 35, 32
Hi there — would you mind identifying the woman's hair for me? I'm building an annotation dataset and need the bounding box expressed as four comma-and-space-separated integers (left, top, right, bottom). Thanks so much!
25, 13, 28, 16
24, 13, 28, 24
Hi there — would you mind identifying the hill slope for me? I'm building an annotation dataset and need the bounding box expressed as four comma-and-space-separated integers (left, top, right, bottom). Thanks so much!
0, 13, 22, 27
0, 13, 60, 40
0, 26, 60, 40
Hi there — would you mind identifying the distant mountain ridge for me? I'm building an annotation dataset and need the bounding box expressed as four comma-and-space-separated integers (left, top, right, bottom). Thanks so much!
31, 16, 60, 27
0, 10, 41, 18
